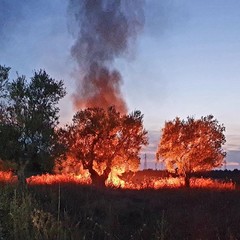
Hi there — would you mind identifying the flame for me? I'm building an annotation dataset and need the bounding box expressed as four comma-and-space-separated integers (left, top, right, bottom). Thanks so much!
26, 174, 236, 190
0, 171, 17, 183
54, 153, 138, 187
27, 173, 91, 185
0, 171, 235, 190
106, 169, 125, 188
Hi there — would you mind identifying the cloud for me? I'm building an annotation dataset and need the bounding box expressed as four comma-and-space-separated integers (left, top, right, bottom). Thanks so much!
226, 162, 239, 166
225, 134, 240, 151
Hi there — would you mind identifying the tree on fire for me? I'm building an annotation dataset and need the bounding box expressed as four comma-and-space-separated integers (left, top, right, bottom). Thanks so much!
0, 65, 66, 185
156, 115, 226, 187
60, 107, 148, 187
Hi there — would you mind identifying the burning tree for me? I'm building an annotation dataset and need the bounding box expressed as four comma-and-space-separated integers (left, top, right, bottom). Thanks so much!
156, 115, 226, 187
60, 107, 148, 187
0, 65, 66, 185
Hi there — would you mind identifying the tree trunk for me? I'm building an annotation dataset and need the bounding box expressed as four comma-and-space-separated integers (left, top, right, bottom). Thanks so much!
91, 174, 107, 188
88, 168, 108, 188
184, 172, 190, 188
17, 163, 27, 190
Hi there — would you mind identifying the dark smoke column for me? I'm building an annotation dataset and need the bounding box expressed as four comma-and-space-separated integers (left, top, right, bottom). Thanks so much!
68, 0, 144, 113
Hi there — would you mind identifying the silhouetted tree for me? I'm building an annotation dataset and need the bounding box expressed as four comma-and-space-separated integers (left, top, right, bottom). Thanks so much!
156, 115, 226, 187
60, 107, 148, 187
0, 65, 66, 185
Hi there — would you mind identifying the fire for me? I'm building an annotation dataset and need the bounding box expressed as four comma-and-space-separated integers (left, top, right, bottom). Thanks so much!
27, 173, 91, 185
106, 169, 125, 188
0, 171, 17, 183
54, 153, 138, 188
26, 174, 235, 190
0, 170, 235, 190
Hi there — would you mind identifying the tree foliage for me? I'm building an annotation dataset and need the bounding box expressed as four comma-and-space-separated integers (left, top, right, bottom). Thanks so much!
0, 65, 66, 182
60, 107, 148, 187
156, 115, 226, 187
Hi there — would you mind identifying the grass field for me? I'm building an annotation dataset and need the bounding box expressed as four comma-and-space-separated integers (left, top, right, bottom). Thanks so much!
0, 182, 240, 240
0, 169, 240, 240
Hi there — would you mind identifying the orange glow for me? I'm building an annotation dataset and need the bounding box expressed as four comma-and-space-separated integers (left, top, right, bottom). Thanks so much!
26, 174, 235, 190
54, 154, 137, 187
0, 171, 235, 190
0, 171, 17, 183
106, 169, 125, 188
27, 173, 91, 185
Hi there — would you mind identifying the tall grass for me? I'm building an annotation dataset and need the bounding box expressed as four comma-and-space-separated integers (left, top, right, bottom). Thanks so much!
0, 170, 239, 239
0, 185, 72, 240
0, 183, 240, 239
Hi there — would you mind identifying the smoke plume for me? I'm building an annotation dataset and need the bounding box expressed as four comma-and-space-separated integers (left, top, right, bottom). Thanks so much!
68, 0, 145, 113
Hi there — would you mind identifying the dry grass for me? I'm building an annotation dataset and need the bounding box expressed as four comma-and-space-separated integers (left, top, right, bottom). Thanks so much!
27, 173, 91, 185
0, 171, 235, 190
0, 171, 17, 183
190, 177, 235, 190
124, 177, 235, 190
0, 178, 239, 239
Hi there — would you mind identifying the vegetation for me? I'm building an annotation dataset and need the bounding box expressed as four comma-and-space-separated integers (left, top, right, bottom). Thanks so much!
1, 183, 240, 240
0, 184, 73, 240
59, 107, 148, 187
156, 115, 226, 187
0, 65, 66, 185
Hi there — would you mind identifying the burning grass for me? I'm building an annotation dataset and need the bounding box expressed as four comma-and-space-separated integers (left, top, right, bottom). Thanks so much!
0, 171, 17, 183
0, 171, 235, 190
27, 173, 91, 185
122, 176, 235, 190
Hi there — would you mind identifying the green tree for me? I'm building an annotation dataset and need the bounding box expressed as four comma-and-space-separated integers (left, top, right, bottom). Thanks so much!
0, 65, 66, 185
60, 107, 148, 187
156, 115, 226, 187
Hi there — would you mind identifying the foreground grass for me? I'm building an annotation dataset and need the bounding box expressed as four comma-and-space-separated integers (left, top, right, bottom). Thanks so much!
0, 183, 72, 240
1, 183, 240, 239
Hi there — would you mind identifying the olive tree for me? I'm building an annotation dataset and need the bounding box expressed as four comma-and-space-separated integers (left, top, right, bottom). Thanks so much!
60, 107, 148, 187
0, 65, 66, 185
156, 115, 226, 187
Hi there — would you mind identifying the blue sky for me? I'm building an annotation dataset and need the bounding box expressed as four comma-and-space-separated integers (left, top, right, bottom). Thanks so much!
1, 0, 240, 170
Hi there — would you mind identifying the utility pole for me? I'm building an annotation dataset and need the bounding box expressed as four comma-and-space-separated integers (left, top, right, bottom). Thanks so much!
224, 159, 227, 170
144, 153, 147, 170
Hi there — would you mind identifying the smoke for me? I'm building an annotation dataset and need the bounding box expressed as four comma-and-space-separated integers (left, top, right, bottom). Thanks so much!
68, 0, 145, 113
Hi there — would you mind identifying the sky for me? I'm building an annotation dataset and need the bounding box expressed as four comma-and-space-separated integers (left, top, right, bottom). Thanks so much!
0, 0, 240, 170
